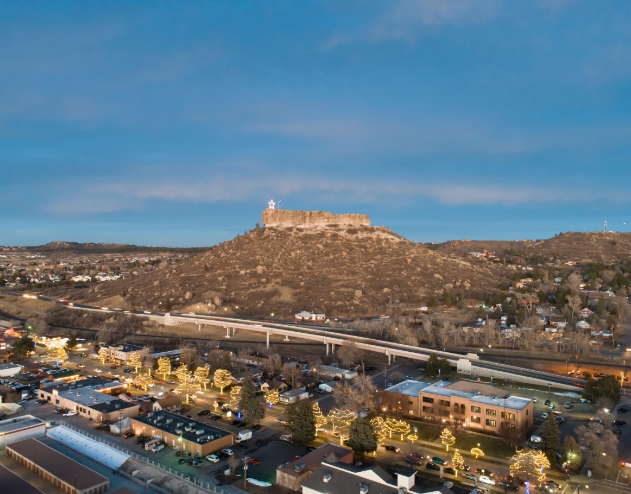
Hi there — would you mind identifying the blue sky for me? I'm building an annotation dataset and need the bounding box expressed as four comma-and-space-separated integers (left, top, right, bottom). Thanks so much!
1, 1, 630, 246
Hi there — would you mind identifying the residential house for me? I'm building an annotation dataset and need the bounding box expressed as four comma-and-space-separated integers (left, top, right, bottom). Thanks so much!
576, 320, 591, 330
318, 381, 337, 393
549, 316, 567, 329
319, 365, 357, 380
580, 308, 593, 318
294, 311, 326, 322
279, 388, 309, 404
260, 380, 288, 393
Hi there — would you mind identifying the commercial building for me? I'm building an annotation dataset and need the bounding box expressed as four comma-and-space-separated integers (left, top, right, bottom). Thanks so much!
38, 378, 139, 422
380, 380, 533, 437
0, 463, 45, 494
276, 443, 352, 491
0, 414, 46, 449
131, 410, 236, 457
302, 461, 447, 494
0, 362, 22, 378
103, 343, 144, 363
150, 349, 181, 366
7, 438, 110, 494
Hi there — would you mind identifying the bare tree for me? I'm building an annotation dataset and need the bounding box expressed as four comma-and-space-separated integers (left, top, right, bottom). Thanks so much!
388, 371, 405, 384
307, 356, 323, 380
337, 340, 363, 369
179, 344, 199, 368
262, 353, 282, 376
421, 318, 434, 343
574, 422, 618, 478
436, 320, 452, 349
332, 374, 376, 415
567, 272, 583, 290
281, 363, 302, 389
565, 294, 582, 319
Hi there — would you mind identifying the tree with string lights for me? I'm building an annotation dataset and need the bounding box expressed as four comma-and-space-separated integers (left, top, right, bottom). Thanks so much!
440, 427, 456, 451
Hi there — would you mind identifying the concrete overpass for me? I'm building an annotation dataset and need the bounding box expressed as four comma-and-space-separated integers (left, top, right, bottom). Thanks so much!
10, 292, 586, 391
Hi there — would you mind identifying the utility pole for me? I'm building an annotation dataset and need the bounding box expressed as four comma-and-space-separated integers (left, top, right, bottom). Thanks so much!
243, 456, 249, 490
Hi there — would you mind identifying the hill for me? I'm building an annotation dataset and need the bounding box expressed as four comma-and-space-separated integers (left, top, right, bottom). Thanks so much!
32, 241, 207, 255
71, 223, 508, 317
430, 231, 631, 264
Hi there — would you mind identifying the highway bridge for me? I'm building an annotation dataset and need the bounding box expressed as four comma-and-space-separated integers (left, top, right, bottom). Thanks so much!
9, 292, 589, 390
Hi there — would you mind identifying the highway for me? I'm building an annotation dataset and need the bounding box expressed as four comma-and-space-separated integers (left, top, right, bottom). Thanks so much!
4, 291, 593, 391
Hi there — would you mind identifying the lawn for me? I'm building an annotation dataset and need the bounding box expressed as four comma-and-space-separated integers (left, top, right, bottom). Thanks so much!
455, 433, 517, 459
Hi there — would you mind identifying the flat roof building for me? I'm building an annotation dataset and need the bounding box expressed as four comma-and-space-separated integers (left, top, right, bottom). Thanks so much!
380, 380, 533, 438
131, 410, 236, 457
0, 463, 45, 494
7, 438, 110, 494
38, 379, 139, 422
0, 414, 46, 449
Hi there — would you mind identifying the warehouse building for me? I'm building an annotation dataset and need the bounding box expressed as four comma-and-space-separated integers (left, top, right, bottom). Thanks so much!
0, 463, 45, 494
38, 378, 139, 422
131, 410, 235, 457
0, 414, 46, 449
7, 438, 110, 494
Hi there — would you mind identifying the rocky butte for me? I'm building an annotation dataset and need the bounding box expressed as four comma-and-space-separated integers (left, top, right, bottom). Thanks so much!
261, 209, 371, 228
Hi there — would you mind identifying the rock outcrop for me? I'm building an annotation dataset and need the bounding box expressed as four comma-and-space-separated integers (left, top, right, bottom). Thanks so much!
262, 209, 370, 228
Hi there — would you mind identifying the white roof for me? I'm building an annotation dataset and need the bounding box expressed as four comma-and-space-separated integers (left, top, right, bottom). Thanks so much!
47, 425, 130, 469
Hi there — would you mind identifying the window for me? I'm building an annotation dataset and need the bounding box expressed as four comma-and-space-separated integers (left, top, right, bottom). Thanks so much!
422, 406, 434, 414
460, 404, 466, 414
501, 422, 516, 431
486, 419, 497, 427
438, 400, 451, 407
486, 409, 497, 416
471, 406, 481, 413
55, 399, 59, 405
409, 410, 414, 416
501, 412, 515, 420
471, 416, 481, 424
422, 397, 434, 404
408, 401, 414, 406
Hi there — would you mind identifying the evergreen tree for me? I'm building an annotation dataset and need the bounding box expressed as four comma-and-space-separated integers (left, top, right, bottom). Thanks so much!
291, 399, 316, 444
66, 334, 77, 348
12, 335, 34, 359
540, 414, 561, 463
221, 353, 233, 371
239, 373, 265, 425
347, 417, 377, 459
425, 353, 439, 377
561, 435, 582, 471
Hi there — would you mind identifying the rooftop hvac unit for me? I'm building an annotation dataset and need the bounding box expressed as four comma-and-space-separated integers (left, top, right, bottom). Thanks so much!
196, 429, 204, 435
148, 412, 154, 417
175, 429, 182, 434
165, 419, 173, 424
184, 426, 192, 432
294, 463, 305, 473
359, 483, 369, 494
323, 472, 332, 483
176, 422, 183, 427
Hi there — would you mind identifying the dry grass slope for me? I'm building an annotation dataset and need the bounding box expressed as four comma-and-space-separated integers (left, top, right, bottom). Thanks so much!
77, 225, 507, 317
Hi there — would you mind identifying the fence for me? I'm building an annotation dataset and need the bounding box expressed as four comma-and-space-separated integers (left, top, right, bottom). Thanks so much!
57, 422, 245, 494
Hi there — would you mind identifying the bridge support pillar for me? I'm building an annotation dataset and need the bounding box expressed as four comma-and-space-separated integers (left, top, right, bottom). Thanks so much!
225, 326, 230, 338
392, 355, 396, 362
325, 342, 329, 355
331, 343, 335, 354
232, 327, 235, 336
284, 334, 289, 341
266, 331, 270, 349
198, 324, 202, 332
387, 353, 391, 364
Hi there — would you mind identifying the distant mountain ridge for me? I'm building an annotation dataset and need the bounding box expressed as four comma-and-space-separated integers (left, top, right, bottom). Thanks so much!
31, 241, 207, 254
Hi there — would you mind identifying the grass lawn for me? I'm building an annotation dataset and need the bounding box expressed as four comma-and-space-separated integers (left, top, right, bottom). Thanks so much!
455, 433, 517, 459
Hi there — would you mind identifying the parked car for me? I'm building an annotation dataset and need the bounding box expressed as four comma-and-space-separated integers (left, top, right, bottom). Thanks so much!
542, 480, 560, 492
123, 368, 131, 373
431, 456, 447, 466
564, 402, 572, 409
544, 399, 551, 406
198, 410, 211, 416
444, 467, 456, 475
62, 411, 77, 417
206, 454, 220, 463
222, 448, 234, 456
614, 420, 627, 426
463, 472, 477, 481
384, 445, 399, 452
532, 397, 538, 403
123, 431, 135, 438
618, 407, 629, 414
246, 458, 260, 465
425, 462, 441, 471
541, 412, 549, 420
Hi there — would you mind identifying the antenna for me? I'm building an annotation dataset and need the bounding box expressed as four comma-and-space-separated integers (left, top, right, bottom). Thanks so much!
604, 220, 607, 232
278, 199, 281, 210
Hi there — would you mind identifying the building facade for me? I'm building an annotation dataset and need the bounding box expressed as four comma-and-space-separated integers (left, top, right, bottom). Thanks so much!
131, 410, 236, 457
380, 380, 533, 437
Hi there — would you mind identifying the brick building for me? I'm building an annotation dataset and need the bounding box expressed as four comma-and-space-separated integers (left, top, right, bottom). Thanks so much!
380, 380, 533, 437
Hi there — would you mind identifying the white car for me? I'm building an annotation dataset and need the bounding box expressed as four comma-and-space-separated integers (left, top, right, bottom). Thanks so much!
77, 364, 86, 369
95, 369, 103, 373
206, 454, 220, 463
222, 448, 234, 456
63, 411, 77, 417
541, 412, 549, 420
148, 383, 155, 388
532, 397, 538, 403
479, 475, 495, 486
144, 310, 151, 314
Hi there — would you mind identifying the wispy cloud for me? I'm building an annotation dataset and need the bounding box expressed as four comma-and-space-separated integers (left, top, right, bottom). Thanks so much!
43, 174, 631, 216
324, 0, 502, 49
